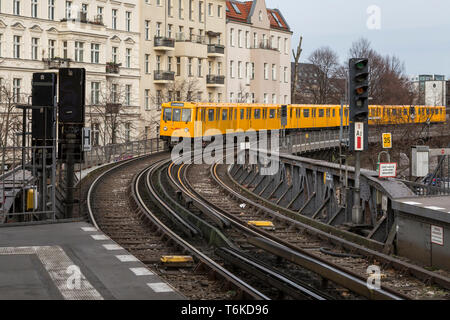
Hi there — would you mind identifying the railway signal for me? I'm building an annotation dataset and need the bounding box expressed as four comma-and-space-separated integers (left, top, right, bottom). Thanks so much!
348, 58, 369, 226
349, 58, 369, 152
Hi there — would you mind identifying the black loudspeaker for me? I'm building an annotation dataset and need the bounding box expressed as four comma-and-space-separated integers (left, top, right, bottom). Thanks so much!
59, 68, 86, 124
32, 73, 57, 142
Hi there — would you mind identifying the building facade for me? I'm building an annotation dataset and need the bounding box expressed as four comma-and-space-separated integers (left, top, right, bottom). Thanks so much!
411, 74, 447, 106
225, 0, 292, 105
0, 0, 141, 145
139, 0, 227, 139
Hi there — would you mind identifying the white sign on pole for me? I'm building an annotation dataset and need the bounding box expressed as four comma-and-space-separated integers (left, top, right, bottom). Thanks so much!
379, 163, 397, 178
355, 122, 364, 151
431, 225, 444, 246
83, 127, 92, 152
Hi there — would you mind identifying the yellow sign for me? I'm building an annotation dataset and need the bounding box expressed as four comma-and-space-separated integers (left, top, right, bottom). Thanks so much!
382, 133, 392, 149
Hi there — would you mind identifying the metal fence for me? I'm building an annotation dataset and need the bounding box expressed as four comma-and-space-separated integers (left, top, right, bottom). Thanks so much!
1, 137, 167, 225
280, 129, 349, 154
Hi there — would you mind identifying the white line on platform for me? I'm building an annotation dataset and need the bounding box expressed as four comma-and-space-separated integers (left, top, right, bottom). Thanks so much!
81, 227, 97, 232
102, 244, 123, 251
0, 246, 103, 300
130, 268, 154, 276
402, 201, 422, 205
91, 235, 109, 241
116, 255, 139, 262
148, 283, 174, 293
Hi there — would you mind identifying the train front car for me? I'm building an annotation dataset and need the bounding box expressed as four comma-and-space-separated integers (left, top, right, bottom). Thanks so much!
160, 102, 196, 148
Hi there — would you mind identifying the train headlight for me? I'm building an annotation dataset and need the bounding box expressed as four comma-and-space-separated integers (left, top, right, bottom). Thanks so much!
163, 127, 168, 131
184, 128, 189, 133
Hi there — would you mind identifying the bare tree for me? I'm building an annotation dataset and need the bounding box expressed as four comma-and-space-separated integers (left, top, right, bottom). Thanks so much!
88, 81, 138, 146
296, 47, 342, 104
0, 78, 29, 174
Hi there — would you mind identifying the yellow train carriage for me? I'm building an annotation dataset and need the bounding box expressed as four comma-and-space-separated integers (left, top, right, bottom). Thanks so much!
160, 102, 446, 143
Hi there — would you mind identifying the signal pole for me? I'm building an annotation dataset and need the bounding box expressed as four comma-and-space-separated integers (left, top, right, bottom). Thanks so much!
348, 58, 369, 225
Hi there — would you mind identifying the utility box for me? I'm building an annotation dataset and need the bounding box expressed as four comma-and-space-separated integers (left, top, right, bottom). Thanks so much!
411, 146, 429, 177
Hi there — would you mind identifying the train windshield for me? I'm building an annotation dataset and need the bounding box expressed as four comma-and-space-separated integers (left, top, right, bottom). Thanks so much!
163, 108, 172, 121
182, 109, 192, 122
173, 108, 182, 121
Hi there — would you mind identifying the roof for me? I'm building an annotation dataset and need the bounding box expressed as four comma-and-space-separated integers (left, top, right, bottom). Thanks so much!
226, 1, 290, 31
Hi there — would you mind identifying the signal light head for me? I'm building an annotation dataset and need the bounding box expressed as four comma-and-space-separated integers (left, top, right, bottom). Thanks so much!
355, 59, 368, 70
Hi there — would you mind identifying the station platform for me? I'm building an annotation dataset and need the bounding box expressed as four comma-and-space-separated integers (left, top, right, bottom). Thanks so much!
0, 221, 185, 300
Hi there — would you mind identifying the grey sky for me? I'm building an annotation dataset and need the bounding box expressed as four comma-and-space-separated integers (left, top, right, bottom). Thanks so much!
265, 0, 450, 78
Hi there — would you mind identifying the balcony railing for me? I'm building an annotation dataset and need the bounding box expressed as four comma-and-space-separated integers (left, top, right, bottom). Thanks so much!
207, 75, 225, 85
207, 44, 225, 55
154, 36, 175, 48
154, 70, 175, 82
42, 57, 71, 69
61, 12, 104, 26
106, 62, 121, 74
253, 42, 279, 51
175, 33, 206, 44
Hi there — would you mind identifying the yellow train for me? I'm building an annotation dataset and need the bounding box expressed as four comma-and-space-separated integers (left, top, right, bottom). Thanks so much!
160, 102, 446, 143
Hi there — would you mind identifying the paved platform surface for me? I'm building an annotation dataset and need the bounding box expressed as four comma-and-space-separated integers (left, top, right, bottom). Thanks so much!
393, 196, 450, 224
0, 222, 185, 300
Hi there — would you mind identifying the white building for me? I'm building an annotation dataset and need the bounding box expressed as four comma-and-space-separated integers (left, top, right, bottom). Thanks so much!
0, 0, 141, 145
225, 0, 292, 104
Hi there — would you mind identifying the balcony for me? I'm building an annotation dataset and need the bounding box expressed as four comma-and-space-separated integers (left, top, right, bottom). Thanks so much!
42, 57, 71, 69
154, 70, 175, 84
207, 44, 225, 57
206, 75, 225, 88
106, 62, 121, 76
253, 42, 279, 51
60, 12, 104, 26
154, 37, 175, 51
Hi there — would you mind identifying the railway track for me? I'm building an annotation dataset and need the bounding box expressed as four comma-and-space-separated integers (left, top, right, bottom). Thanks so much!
86, 152, 270, 300
179, 159, 449, 300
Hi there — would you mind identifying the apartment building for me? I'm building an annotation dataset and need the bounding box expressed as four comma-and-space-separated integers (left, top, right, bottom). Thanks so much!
139, 0, 227, 138
225, 0, 292, 105
411, 74, 447, 106
0, 0, 141, 145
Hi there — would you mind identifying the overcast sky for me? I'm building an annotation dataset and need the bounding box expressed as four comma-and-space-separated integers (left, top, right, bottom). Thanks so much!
265, 0, 450, 78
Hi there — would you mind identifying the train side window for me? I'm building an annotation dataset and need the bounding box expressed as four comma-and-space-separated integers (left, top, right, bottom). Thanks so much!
392, 109, 397, 116
182, 109, 192, 122
234, 109, 237, 120
290, 109, 293, 118
247, 109, 251, 120
332, 109, 335, 117
254, 109, 261, 119
229, 109, 233, 120
240, 109, 245, 120
303, 109, 309, 118
269, 109, 276, 119
217, 109, 221, 121
173, 108, 181, 122
403, 109, 407, 116
326, 109, 330, 117
318, 109, 324, 117
208, 109, 215, 121
222, 109, 228, 121
163, 108, 172, 121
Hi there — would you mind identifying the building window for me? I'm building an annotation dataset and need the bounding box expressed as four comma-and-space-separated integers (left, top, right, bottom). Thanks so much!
31, 38, 39, 60
13, 36, 21, 59
126, 11, 131, 32
111, 84, 118, 103
156, 23, 162, 37
217, 93, 222, 103
48, 40, 56, 59
145, 89, 150, 110
188, 58, 193, 76
48, 0, 55, 20
176, 57, 181, 76
112, 9, 117, 30
0, 34, 3, 57
238, 61, 242, 79
264, 93, 268, 104
125, 123, 131, 142
168, 57, 172, 72
218, 5, 222, 18
284, 67, 288, 82
168, 0, 173, 16
264, 63, 268, 80
75, 41, 84, 62
218, 62, 222, 75
145, 20, 150, 40
272, 64, 276, 80
91, 43, 100, 64
65, 1, 72, 19
63, 41, 68, 59
272, 94, 276, 104
179, 0, 184, 19
112, 47, 118, 64
125, 85, 131, 106
253, 33, 257, 48
251, 63, 255, 80
13, 78, 21, 102
145, 54, 150, 73
230, 60, 234, 78
238, 30, 242, 48
91, 82, 100, 105
126, 49, 131, 68
199, 1, 204, 23
91, 123, 99, 146
230, 28, 234, 46
198, 58, 202, 77
189, 0, 194, 20
14, 0, 21, 15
